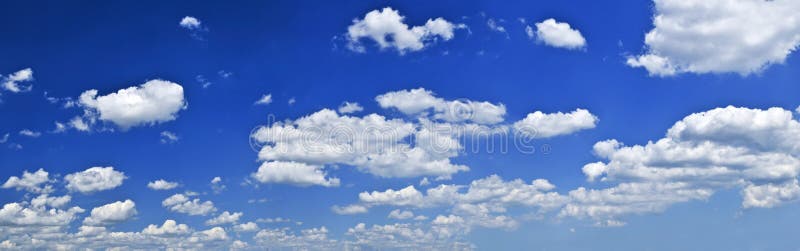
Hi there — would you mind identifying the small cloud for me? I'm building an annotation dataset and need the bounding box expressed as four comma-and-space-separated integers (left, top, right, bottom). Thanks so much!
217, 70, 233, 78
337, 102, 363, 114
2, 68, 34, 93
196, 75, 212, 89
160, 131, 179, 144
211, 176, 225, 194
147, 179, 179, 190
254, 94, 272, 105
288, 97, 296, 105
18, 130, 41, 138
179, 16, 208, 40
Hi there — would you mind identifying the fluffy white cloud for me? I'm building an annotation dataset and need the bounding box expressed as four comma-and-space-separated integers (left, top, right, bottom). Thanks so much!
162, 193, 216, 216
142, 219, 191, 235
179, 16, 202, 30
251, 108, 468, 179
742, 180, 800, 208
254, 94, 272, 105
346, 223, 471, 250
338, 101, 363, 114
2, 169, 54, 194
253, 226, 337, 250
148, 179, 179, 190
627, 0, 800, 76
513, 109, 598, 138
573, 106, 800, 223
341, 175, 564, 232
65, 167, 126, 193
83, 200, 137, 225
376, 88, 506, 124
251, 161, 340, 187
0, 197, 84, 227
2, 68, 34, 93
533, 18, 586, 50
77, 79, 186, 130
30, 194, 71, 208
347, 7, 463, 54
205, 211, 242, 225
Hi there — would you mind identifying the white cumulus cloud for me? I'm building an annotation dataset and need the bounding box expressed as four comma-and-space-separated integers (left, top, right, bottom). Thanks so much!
533, 18, 586, 50
76, 79, 186, 130
513, 109, 598, 138
83, 199, 137, 226
2, 68, 34, 93
65, 167, 126, 194
147, 179, 179, 190
627, 0, 800, 76
346, 7, 464, 54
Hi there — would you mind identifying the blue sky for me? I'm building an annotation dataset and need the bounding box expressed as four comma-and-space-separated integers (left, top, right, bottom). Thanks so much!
2, 0, 800, 250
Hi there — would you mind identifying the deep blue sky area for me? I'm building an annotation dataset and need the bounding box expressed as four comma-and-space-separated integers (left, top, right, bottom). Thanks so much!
1, 0, 800, 250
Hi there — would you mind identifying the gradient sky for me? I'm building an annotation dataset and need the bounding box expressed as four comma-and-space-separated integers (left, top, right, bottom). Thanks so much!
2, 0, 800, 250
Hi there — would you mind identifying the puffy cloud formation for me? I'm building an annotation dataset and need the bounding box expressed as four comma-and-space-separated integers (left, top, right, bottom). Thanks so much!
376, 88, 506, 124
251, 88, 593, 186
0, 198, 84, 227
347, 7, 463, 54
253, 226, 337, 250
76, 79, 186, 130
513, 109, 598, 138
179, 16, 201, 30
205, 211, 242, 225
1, 68, 34, 93
251, 161, 340, 187
65, 167, 126, 193
572, 106, 800, 223
338, 101, 363, 114
627, 0, 800, 76
142, 219, 192, 235
533, 18, 586, 50
387, 209, 416, 220
346, 223, 472, 250
162, 193, 216, 216
251, 108, 468, 182
338, 175, 564, 231
83, 200, 137, 225
147, 179, 179, 190
2, 169, 53, 194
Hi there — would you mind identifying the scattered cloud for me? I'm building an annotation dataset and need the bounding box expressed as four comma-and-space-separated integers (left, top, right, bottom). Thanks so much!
2, 169, 54, 194
206, 211, 242, 225
179, 16, 208, 40
627, 0, 800, 76
160, 131, 179, 144
532, 18, 586, 50
338, 101, 363, 114
254, 94, 272, 105
83, 200, 137, 226
513, 109, 597, 138
65, 167, 126, 194
346, 7, 465, 54
71, 79, 187, 131
19, 129, 42, 138
2, 68, 34, 93
162, 193, 216, 216
251, 161, 340, 187
376, 87, 506, 124
147, 179, 179, 190
210, 176, 226, 193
